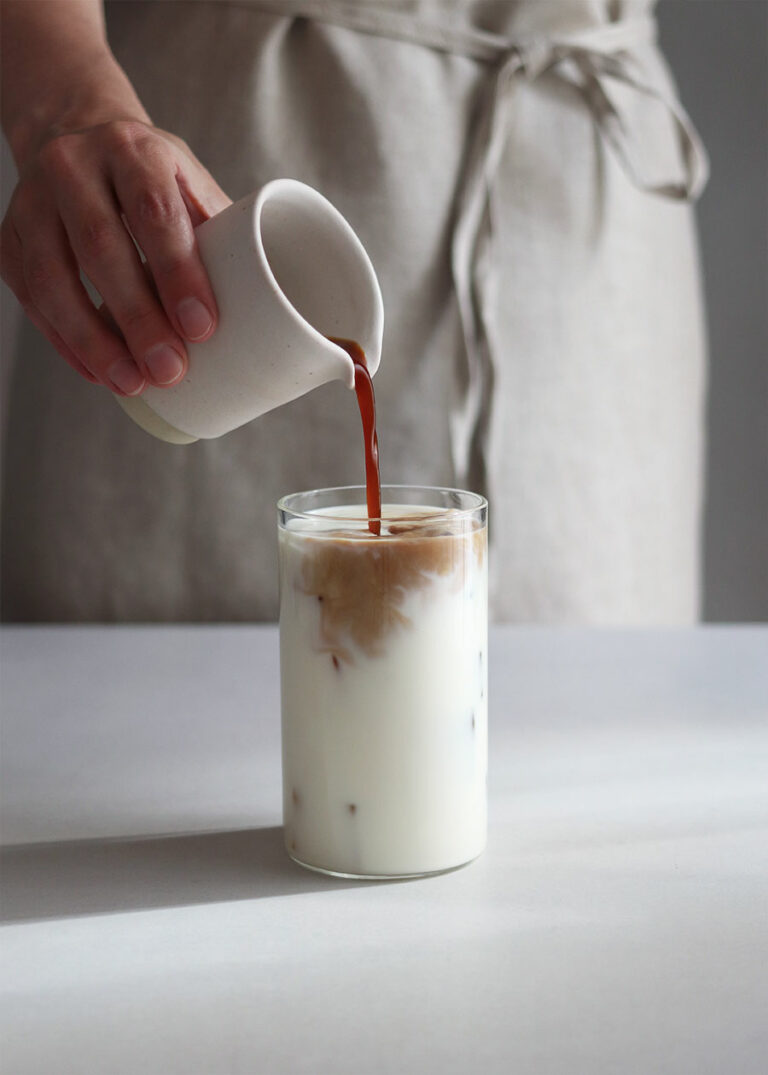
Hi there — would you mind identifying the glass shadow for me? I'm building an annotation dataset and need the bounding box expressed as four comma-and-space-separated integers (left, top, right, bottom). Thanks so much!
0, 826, 376, 923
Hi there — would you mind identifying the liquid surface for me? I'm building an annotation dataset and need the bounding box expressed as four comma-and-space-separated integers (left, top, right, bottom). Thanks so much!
282, 505, 485, 662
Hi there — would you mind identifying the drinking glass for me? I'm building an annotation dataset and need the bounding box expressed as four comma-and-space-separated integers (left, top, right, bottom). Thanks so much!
278, 485, 488, 879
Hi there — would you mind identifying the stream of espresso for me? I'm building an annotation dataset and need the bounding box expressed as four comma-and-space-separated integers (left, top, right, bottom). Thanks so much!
328, 337, 381, 536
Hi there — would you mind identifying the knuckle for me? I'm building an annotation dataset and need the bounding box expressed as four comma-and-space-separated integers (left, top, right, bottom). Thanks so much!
76, 215, 120, 262
152, 253, 191, 281
38, 134, 78, 176
162, 129, 187, 151
133, 187, 184, 230
107, 119, 149, 155
119, 302, 159, 336
24, 252, 60, 299
70, 323, 106, 364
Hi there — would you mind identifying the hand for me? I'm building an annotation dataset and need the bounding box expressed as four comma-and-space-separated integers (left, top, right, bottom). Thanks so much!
1, 119, 232, 395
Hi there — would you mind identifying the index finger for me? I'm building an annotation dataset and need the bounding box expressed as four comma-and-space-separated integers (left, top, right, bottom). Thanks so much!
113, 149, 218, 345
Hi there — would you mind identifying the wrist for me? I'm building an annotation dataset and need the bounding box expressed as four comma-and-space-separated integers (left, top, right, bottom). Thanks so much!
5, 53, 150, 170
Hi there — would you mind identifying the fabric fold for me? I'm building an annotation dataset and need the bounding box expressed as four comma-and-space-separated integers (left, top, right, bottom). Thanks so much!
447, 11, 709, 488
235, 2, 708, 490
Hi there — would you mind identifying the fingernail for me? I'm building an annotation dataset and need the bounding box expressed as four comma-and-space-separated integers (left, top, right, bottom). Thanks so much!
108, 359, 145, 396
145, 344, 185, 385
177, 297, 213, 340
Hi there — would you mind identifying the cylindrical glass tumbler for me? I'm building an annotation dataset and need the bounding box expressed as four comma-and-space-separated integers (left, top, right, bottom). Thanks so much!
277, 485, 488, 879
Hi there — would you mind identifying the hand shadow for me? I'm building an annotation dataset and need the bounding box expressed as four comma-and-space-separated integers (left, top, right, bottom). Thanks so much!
0, 826, 374, 923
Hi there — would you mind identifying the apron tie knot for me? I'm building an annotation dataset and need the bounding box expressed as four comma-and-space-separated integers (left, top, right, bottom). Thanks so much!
448, 13, 709, 490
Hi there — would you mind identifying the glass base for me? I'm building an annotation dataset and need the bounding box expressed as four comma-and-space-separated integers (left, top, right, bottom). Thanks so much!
287, 849, 483, 881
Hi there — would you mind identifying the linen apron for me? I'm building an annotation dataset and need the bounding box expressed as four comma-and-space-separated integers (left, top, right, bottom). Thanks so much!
0, 0, 708, 623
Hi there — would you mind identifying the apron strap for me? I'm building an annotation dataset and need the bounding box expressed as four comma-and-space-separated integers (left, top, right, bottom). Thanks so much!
449, 13, 709, 490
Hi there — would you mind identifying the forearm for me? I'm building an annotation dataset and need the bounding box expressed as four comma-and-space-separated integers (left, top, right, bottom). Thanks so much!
1, 0, 149, 168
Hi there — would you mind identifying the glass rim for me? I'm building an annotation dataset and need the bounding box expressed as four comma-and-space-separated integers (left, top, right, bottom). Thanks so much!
277, 484, 488, 524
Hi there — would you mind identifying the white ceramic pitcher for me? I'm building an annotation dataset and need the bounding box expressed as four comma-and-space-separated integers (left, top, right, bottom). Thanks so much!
117, 178, 384, 444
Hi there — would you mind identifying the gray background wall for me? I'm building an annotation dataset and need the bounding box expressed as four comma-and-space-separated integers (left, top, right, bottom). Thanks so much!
658, 0, 767, 622
2, 0, 766, 621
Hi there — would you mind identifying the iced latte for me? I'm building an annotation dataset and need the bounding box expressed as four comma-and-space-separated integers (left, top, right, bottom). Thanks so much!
278, 486, 487, 878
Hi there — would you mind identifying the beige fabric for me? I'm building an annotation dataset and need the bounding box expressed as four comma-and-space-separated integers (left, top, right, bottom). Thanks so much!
1, 0, 708, 623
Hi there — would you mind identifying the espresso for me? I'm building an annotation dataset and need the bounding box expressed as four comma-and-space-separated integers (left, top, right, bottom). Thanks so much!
328, 337, 381, 536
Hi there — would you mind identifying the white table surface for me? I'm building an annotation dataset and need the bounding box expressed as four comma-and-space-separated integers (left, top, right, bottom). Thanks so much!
1, 625, 767, 1075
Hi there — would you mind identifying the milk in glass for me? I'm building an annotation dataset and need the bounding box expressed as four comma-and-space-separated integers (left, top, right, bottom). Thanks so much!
278, 492, 487, 878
